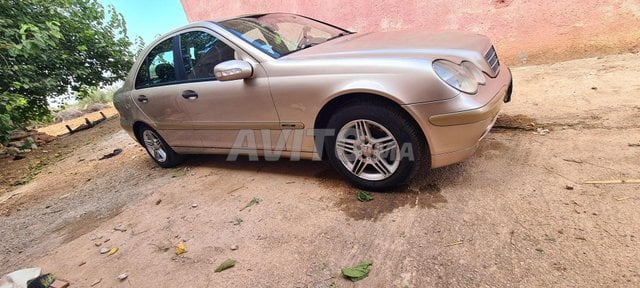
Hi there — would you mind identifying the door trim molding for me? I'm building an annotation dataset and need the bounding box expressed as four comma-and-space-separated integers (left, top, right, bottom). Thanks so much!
156, 121, 283, 130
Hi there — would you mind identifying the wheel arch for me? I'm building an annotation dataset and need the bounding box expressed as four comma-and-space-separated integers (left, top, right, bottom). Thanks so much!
132, 121, 152, 145
313, 92, 430, 162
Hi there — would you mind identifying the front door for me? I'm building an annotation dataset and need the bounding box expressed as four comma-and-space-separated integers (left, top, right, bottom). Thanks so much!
173, 30, 281, 152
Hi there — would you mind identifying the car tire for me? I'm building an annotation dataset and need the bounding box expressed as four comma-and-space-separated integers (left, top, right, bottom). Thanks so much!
137, 125, 183, 168
324, 100, 428, 191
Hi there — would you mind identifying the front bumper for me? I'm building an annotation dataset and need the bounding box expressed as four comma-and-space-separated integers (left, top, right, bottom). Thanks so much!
428, 85, 509, 126
404, 68, 513, 168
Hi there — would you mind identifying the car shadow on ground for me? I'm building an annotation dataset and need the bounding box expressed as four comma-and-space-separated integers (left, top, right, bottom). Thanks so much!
176, 154, 467, 221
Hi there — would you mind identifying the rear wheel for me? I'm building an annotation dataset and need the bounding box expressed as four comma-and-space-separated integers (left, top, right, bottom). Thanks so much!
324, 101, 428, 191
137, 125, 183, 168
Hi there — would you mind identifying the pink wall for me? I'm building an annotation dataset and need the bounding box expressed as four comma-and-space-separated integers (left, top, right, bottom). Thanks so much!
180, 0, 640, 65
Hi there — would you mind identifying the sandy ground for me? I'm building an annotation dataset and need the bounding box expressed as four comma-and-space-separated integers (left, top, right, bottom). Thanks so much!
1, 52, 639, 287
38, 107, 119, 137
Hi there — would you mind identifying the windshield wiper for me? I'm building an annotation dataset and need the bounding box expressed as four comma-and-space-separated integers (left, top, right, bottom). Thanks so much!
326, 32, 352, 42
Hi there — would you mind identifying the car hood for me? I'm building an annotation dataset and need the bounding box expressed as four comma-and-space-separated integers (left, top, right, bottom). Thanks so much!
282, 30, 493, 62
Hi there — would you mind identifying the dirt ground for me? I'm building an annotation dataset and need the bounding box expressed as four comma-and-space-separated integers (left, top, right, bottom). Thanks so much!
1, 52, 639, 287
0, 108, 120, 194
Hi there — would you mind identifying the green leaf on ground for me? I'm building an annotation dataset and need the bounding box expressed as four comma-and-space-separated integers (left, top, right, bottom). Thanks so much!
356, 190, 374, 202
232, 217, 243, 226
240, 197, 262, 211
341, 260, 373, 282
171, 168, 186, 178
214, 259, 236, 272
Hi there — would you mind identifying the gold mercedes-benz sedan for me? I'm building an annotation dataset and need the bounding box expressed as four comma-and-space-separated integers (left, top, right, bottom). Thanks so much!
113, 13, 513, 191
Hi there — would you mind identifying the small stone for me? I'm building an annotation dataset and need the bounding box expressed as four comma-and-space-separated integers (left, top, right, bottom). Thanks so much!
114, 225, 127, 232
9, 131, 28, 140
99, 247, 109, 254
117, 273, 128, 281
6, 147, 19, 156
191, 203, 198, 208
94, 242, 101, 247
79, 261, 86, 266
591, 87, 598, 90
533, 128, 550, 135
230, 245, 239, 251
155, 199, 162, 205
565, 184, 574, 190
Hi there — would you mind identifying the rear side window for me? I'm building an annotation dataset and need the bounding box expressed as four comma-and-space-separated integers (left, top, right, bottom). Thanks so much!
135, 38, 176, 89
180, 31, 236, 80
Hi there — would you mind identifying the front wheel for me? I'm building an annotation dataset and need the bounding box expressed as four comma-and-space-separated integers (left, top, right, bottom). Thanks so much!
324, 102, 428, 191
137, 125, 183, 168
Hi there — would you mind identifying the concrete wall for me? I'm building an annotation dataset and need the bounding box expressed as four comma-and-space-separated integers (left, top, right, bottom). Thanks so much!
180, 0, 640, 65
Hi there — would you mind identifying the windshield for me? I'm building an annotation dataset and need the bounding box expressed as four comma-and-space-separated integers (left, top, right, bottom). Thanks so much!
218, 13, 351, 58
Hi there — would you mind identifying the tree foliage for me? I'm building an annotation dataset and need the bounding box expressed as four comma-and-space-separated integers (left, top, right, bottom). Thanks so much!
133, 35, 146, 61
0, 0, 133, 142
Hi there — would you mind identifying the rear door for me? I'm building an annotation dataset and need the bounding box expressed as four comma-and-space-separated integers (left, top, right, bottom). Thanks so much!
131, 36, 196, 147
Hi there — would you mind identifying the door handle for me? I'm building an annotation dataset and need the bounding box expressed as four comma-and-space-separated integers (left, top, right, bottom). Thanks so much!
182, 90, 198, 100
137, 95, 148, 103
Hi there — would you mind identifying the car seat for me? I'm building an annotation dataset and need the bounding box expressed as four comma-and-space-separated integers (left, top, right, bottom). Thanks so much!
155, 63, 175, 82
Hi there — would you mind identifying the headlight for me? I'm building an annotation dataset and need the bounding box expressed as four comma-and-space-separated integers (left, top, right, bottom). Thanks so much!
461, 61, 486, 85
433, 60, 480, 94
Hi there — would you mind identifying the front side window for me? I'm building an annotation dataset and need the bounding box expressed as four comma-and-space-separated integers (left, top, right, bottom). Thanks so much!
135, 38, 176, 89
180, 31, 236, 80
218, 13, 351, 58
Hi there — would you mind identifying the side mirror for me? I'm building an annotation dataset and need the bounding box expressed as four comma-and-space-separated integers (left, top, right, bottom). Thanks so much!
214, 60, 253, 81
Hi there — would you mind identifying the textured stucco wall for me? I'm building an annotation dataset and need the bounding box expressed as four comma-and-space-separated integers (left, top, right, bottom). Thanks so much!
180, 0, 640, 64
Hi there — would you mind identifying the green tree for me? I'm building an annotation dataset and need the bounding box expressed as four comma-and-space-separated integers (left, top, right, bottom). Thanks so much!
0, 0, 133, 142
133, 35, 146, 61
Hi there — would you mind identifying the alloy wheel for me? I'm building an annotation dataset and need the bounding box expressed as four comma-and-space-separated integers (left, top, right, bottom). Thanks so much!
142, 129, 168, 163
335, 119, 401, 181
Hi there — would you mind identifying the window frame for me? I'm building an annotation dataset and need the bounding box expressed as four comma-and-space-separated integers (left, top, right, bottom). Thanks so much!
133, 28, 251, 90
134, 36, 181, 90
178, 30, 238, 82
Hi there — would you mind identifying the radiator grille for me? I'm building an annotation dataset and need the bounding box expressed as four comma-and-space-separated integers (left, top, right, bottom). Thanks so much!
484, 46, 500, 74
